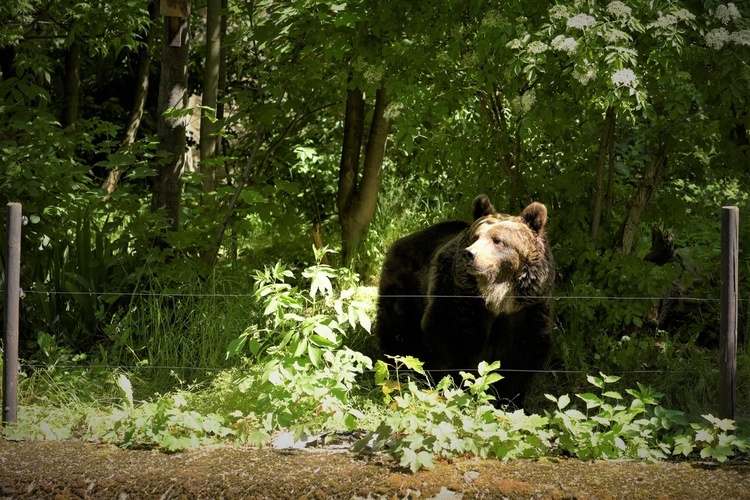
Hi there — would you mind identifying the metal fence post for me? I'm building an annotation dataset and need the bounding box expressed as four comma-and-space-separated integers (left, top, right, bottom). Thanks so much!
3, 202, 22, 424
719, 206, 738, 421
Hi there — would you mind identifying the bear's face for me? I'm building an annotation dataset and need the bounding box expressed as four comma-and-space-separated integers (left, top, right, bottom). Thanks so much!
457, 201, 549, 314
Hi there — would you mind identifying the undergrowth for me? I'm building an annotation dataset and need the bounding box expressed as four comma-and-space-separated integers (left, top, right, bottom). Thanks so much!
2, 254, 748, 471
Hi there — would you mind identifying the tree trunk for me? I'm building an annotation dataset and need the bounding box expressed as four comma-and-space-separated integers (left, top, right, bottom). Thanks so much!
0, 45, 15, 80
62, 36, 81, 128
337, 85, 389, 265
199, 0, 222, 194
590, 107, 615, 246
151, 4, 190, 233
615, 140, 669, 255
477, 86, 528, 211
102, 0, 159, 198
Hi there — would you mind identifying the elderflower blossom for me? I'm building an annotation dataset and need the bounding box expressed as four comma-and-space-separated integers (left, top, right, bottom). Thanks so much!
716, 4, 741, 25
527, 41, 549, 54
506, 38, 524, 50
551, 35, 578, 54
705, 27, 730, 49
363, 64, 384, 84
383, 101, 403, 121
650, 13, 679, 29
574, 66, 597, 85
483, 9, 502, 28
611, 68, 638, 88
730, 30, 750, 46
606, 1, 631, 18
512, 90, 537, 114
567, 13, 597, 29
549, 5, 569, 21
603, 28, 630, 43
674, 9, 696, 21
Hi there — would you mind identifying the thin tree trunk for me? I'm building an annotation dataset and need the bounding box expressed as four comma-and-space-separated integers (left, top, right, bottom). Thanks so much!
338, 85, 389, 265
62, 36, 81, 128
615, 140, 669, 255
199, 0, 222, 194
477, 86, 527, 211
590, 107, 615, 246
102, 0, 159, 198
604, 119, 616, 221
151, 5, 190, 233
0, 45, 15, 80
337, 85, 365, 226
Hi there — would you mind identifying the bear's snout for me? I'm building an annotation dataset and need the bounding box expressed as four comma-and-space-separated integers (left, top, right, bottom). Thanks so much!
462, 248, 476, 263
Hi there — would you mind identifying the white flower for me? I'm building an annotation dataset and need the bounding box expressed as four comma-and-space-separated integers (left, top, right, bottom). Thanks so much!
603, 28, 630, 43
511, 90, 537, 114
567, 13, 597, 29
383, 101, 403, 121
716, 4, 742, 24
574, 66, 597, 85
674, 9, 696, 21
730, 29, 750, 46
606, 1, 632, 18
650, 14, 679, 29
527, 41, 549, 54
482, 10, 502, 28
611, 68, 638, 88
506, 38, 524, 50
706, 28, 730, 49
549, 5, 569, 21
551, 35, 578, 54
363, 64, 384, 84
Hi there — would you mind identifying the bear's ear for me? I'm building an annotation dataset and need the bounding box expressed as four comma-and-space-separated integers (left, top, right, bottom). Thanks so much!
520, 202, 548, 234
472, 194, 496, 220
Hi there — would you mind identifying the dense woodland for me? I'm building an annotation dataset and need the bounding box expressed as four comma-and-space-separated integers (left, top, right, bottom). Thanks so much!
1, 0, 750, 419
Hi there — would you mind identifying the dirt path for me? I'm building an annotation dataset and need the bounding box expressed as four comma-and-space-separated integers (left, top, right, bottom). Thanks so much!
1, 439, 749, 499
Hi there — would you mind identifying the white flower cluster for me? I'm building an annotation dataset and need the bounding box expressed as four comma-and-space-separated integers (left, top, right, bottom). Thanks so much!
527, 41, 549, 54
567, 13, 597, 29
706, 27, 730, 49
549, 5, 569, 21
611, 68, 638, 88
363, 64, 384, 84
648, 9, 696, 30
730, 30, 750, 46
606, 1, 631, 18
506, 38, 524, 50
674, 9, 697, 21
603, 28, 630, 43
716, 4, 742, 24
551, 35, 578, 54
512, 90, 537, 114
383, 101, 403, 121
482, 10, 502, 28
574, 66, 597, 85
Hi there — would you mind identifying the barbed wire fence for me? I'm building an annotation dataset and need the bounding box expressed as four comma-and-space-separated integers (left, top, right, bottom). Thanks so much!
1, 204, 744, 423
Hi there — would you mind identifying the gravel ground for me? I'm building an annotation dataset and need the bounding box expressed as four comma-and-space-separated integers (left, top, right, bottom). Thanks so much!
1, 439, 749, 499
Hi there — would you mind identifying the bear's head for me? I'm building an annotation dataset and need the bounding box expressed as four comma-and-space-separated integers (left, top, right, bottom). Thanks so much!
458, 196, 549, 314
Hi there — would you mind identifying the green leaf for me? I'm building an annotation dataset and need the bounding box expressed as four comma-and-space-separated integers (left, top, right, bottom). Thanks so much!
401, 356, 425, 375
557, 394, 571, 410
577, 393, 602, 408
374, 360, 389, 385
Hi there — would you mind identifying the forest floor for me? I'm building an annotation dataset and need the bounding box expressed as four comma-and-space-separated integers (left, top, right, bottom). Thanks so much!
2, 439, 750, 499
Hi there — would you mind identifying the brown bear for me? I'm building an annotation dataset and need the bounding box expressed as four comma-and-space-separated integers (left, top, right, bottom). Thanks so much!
375, 194, 554, 404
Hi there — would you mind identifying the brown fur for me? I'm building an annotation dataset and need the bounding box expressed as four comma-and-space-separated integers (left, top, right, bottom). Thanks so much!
375, 195, 555, 404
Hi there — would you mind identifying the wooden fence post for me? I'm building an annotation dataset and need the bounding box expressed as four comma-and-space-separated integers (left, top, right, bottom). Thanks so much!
719, 206, 738, 421
3, 202, 22, 424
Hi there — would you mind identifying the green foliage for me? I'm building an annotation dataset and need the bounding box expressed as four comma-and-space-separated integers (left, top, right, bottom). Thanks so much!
227, 252, 374, 436
359, 363, 749, 471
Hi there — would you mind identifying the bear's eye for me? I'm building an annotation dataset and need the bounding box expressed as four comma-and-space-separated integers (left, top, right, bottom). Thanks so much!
492, 236, 503, 245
